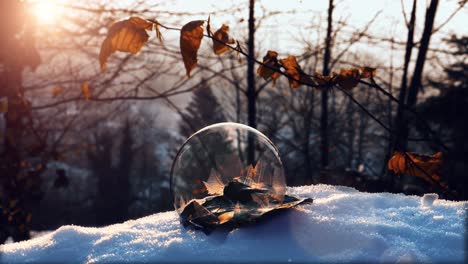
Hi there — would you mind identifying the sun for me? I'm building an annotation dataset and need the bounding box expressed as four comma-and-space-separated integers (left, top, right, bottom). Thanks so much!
31, 0, 60, 25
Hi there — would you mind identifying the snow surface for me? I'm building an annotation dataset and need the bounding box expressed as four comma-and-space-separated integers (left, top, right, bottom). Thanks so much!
1, 184, 466, 263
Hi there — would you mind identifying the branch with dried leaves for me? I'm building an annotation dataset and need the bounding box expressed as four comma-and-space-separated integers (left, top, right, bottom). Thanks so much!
32, 15, 452, 189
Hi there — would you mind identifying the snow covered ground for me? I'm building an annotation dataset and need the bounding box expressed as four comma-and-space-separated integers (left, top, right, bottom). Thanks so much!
1, 184, 466, 263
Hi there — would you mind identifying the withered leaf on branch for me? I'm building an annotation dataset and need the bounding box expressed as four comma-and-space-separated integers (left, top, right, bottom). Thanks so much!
360, 66, 376, 78
212, 24, 235, 55
180, 20, 205, 78
52, 87, 61, 97
99, 17, 154, 72
81, 82, 91, 101
336, 68, 360, 91
279, 56, 315, 89
257, 50, 281, 84
388, 151, 445, 187
314, 72, 336, 90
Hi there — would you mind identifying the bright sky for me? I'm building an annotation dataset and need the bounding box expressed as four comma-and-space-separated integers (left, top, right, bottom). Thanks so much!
30, 0, 466, 34
157, 0, 466, 49
28, 0, 466, 73
29, 0, 466, 49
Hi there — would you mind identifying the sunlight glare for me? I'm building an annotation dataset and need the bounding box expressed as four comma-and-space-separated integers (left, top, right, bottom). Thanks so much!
32, 0, 59, 25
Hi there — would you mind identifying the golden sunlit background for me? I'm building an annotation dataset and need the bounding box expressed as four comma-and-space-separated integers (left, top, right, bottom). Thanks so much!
1, 0, 467, 247
29, 0, 63, 25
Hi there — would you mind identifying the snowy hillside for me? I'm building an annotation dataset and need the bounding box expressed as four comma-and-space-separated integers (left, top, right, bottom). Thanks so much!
1, 185, 466, 263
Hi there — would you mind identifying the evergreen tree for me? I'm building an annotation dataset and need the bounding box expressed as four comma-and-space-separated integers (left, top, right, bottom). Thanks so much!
417, 35, 468, 199
179, 80, 227, 138
429, 35, 467, 90
174, 81, 230, 203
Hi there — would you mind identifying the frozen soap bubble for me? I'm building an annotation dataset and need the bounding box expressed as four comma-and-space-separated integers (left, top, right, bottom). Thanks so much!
170, 122, 286, 214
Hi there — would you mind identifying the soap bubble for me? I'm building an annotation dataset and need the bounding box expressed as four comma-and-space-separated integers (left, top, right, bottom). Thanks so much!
170, 122, 286, 213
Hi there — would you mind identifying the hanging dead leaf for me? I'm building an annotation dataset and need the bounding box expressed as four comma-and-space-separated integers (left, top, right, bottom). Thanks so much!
388, 151, 445, 186
360, 67, 376, 78
81, 82, 91, 100
314, 72, 336, 90
257, 50, 281, 84
99, 17, 155, 72
180, 20, 205, 78
280, 56, 300, 88
212, 24, 235, 55
279, 56, 315, 89
336, 68, 360, 90
52, 87, 61, 97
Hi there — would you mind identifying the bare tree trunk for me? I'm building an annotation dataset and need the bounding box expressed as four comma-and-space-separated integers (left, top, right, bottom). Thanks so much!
394, 0, 439, 152
321, 0, 334, 169
236, 77, 244, 162
357, 90, 371, 166
0, 1, 36, 242
380, 37, 396, 178
304, 88, 314, 183
393, 0, 417, 153
346, 96, 355, 169
406, 0, 439, 107
247, 0, 256, 164
386, 0, 417, 191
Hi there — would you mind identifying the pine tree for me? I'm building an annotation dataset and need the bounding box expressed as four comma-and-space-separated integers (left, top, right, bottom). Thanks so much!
179, 80, 226, 137
175, 81, 229, 202
429, 35, 467, 90
417, 35, 468, 199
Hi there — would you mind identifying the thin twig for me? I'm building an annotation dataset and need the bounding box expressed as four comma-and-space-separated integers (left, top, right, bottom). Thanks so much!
336, 86, 392, 133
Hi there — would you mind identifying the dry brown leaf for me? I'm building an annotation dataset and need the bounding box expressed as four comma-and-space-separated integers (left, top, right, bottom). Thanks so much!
280, 56, 301, 88
314, 72, 336, 90
212, 24, 235, 55
180, 20, 205, 78
217, 211, 234, 224
279, 56, 315, 89
99, 17, 154, 72
203, 170, 224, 195
336, 68, 360, 90
360, 66, 376, 78
52, 87, 61, 97
257, 50, 281, 83
81, 82, 91, 101
388, 151, 445, 186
